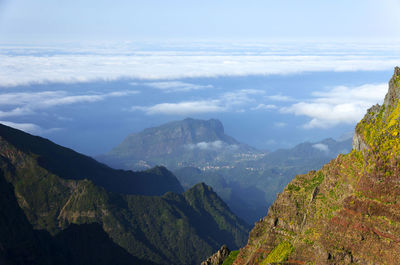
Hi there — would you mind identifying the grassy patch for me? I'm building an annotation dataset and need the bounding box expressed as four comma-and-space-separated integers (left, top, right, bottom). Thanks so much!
222, 250, 239, 265
304, 172, 324, 192
287, 184, 301, 192
261, 241, 294, 265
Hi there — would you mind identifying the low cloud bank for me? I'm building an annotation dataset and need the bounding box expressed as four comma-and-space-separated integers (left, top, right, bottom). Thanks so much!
1, 41, 400, 87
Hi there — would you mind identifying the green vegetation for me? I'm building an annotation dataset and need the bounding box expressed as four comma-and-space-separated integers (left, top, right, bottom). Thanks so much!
261, 241, 294, 264
0, 123, 249, 265
286, 184, 301, 192
222, 250, 240, 265
0, 170, 156, 265
303, 171, 324, 192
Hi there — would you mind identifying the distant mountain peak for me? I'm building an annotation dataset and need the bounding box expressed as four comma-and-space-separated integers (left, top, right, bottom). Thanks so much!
99, 118, 257, 170
172, 117, 226, 141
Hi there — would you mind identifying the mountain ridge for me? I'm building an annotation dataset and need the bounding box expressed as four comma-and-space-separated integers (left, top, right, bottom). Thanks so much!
0, 122, 249, 265
231, 67, 400, 264
0, 123, 184, 196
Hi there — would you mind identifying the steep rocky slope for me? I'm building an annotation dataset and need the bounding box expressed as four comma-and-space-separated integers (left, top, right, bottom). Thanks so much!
0, 124, 249, 265
0, 168, 156, 265
232, 67, 400, 265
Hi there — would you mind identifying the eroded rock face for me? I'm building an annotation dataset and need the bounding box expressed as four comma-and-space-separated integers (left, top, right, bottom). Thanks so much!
384, 66, 400, 109
201, 245, 230, 265
233, 67, 400, 265
352, 132, 368, 152
352, 104, 381, 152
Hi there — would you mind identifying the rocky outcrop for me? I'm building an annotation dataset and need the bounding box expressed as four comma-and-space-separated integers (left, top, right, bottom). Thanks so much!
232, 67, 400, 265
352, 104, 381, 152
384, 66, 400, 109
352, 131, 368, 152
201, 245, 231, 265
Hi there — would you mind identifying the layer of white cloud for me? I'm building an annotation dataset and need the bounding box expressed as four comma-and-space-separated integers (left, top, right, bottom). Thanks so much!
1, 41, 400, 87
140, 81, 213, 92
281, 83, 387, 128
312, 143, 329, 152
131, 89, 264, 115
185, 140, 238, 151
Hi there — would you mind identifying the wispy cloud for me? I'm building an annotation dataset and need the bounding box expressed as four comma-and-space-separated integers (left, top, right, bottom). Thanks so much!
0, 107, 33, 118
221, 89, 265, 106
132, 100, 224, 115
251, 104, 277, 111
268, 94, 294, 102
312, 143, 329, 152
274, 122, 287, 128
185, 140, 238, 151
0, 121, 61, 134
139, 81, 213, 92
281, 83, 387, 128
131, 89, 264, 115
1, 41, 400, 87
0, 90, 139, 117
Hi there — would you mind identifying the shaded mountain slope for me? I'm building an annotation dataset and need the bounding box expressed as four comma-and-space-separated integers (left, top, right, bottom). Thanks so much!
0, 124, 249, 265
232, 67, 400, 264
0, 123, 183, 196
0, 169, 156, 265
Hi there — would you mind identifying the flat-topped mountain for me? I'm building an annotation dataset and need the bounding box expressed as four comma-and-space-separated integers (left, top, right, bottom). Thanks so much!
99, 118, 259, 170
230, 67, 400, 264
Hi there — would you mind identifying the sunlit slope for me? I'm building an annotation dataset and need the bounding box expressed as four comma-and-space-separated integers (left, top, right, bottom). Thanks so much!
233, 67, 400, 265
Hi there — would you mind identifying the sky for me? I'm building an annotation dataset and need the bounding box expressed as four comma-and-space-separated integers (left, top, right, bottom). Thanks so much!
0, 1, 399, 155
1, 0, 400, 42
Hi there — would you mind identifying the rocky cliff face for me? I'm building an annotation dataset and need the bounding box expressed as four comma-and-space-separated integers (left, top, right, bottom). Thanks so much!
201, 245, 231, 265
232, 67, 400, 265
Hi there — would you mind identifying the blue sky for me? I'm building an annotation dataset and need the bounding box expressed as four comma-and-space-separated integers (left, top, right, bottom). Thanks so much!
1, 0, 400, 42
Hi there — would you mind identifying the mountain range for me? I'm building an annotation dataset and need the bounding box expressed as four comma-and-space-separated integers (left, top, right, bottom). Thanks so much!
0, 123, 249, 265
99, 118, 352, 224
